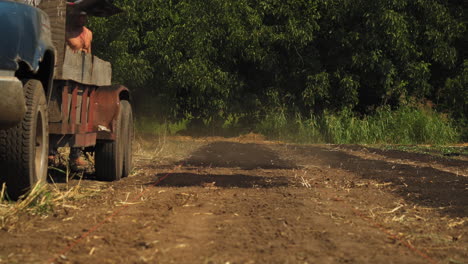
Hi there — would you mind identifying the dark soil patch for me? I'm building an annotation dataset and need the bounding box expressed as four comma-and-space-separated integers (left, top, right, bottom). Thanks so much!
0, 138, 466, 264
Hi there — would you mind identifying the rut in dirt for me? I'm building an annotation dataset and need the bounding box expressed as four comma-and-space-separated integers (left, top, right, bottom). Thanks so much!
0, 139, 466, 264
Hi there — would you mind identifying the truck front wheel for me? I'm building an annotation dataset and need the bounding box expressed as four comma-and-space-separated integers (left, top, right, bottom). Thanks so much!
0, 79, 49, 200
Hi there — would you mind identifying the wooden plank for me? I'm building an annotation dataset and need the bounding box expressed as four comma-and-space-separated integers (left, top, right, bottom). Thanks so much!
91, 56, 113, 86
56, 46, 112, 86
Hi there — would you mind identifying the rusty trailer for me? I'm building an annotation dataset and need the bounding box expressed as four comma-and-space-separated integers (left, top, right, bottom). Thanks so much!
42, 0, 133, 181
40, 0, 133, 181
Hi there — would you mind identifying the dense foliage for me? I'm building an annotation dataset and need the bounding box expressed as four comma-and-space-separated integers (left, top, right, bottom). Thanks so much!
89, 0, 467, 139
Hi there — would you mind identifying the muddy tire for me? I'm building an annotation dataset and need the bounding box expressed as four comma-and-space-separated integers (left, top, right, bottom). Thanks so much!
121, 101, 133, 178
95, 100, 131, 181
0, 79, 49, 200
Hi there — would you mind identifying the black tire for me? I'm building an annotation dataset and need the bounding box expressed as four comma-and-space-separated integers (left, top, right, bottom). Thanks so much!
0, 79, 49, 200
94, 100, 130, 181
121, 101, 133, 178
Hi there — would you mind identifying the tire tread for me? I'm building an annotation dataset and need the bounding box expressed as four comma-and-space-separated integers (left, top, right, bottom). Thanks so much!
0, 79, 48, 199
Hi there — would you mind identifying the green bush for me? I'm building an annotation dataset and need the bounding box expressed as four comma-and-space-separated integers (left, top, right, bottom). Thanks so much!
90, 0, 466, 126
90, 0, 466, 140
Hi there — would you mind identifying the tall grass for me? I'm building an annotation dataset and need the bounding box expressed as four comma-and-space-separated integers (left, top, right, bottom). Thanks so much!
257, 106, 461, 145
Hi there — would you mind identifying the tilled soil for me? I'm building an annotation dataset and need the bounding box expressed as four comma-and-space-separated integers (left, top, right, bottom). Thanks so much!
0, 136, 466, 264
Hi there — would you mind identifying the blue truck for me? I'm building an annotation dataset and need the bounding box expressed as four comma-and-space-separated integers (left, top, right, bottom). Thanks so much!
0, 1, 55, 128
0, 0, 133, 200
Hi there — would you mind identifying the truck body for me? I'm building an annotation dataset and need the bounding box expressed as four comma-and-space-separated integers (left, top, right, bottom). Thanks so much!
0, 0, 133, 199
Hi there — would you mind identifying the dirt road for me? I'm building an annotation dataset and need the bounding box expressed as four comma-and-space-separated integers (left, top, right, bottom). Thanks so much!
0, 136, 467, 264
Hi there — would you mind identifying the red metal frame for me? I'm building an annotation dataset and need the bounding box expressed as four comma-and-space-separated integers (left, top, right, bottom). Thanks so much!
70, 84, 78, 133
60, 84, 69, 133
79, 86, 89, 133
49, 81, 130, 147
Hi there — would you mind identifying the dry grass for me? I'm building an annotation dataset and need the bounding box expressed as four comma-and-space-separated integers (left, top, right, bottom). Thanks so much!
360, 201, 467, 256
134, 134, 168, 162
292, 169, 313, 188
0, 170, 102, 230
0, 135, 172, 230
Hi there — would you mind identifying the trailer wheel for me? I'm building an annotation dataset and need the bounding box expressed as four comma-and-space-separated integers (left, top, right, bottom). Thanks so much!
0, 79, 49, 200
94, 101, 131, 181
121, 101, 133, 178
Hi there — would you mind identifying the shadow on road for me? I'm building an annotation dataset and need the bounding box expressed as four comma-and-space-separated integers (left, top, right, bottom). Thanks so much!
182, 142, 297, 170
293, 145, 468, 217
144, 142, 295, 189
152, 172, 289, 188
339, 145, 468, 169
